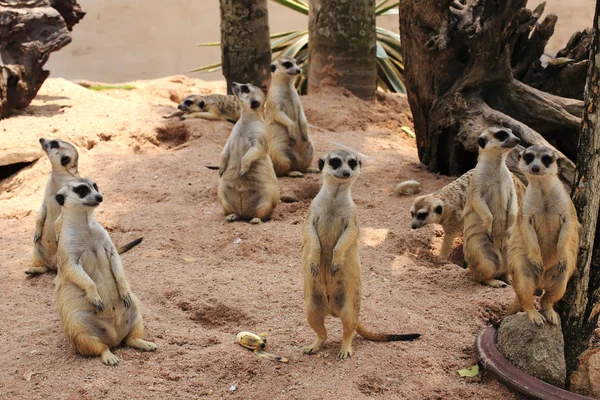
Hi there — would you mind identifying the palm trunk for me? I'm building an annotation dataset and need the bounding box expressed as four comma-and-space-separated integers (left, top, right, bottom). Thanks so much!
219, 0, 271, 94
308, 0, 376, 100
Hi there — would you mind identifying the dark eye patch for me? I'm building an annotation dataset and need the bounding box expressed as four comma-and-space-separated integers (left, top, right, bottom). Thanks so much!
240, 85, 249, 94
329, 158, 342, 170
348, 159, 358, 170
184, 100, 193, 106
541, 155, 553, 167
417, 212, 428, 220
282, 61, 293, 68
494, 130, 509, 141
73, 185, 90, 198
523, 153, 535, 164
50, 140, 59, 149
198, 101, 205, 109
92, 183, 99, 192
410, 210, 415, 217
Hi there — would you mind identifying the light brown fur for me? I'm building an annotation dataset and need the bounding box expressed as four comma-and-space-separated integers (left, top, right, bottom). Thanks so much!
463, 127, 520, 287
411, 170, 525, 259
507, 146, 579, 325
163, 94, 242, 122
217, 82, 279, 224
302, 150, 420, 360
27, 138, 79, 275
265, 57, 317, 177
55, 178, 156, 365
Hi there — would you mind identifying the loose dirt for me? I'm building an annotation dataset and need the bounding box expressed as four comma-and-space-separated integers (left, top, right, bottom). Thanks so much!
0, 77, 523, 399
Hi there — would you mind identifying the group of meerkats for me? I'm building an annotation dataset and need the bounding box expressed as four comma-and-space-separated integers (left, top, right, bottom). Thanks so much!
25, 56, 578, 366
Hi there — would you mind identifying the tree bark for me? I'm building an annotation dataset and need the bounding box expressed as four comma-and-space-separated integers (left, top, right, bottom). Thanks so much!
0, 0, 85, 119
308, 0, 376, 100
219, 0, 271, 95
398, 0, 582, 186
558, 0, 600, 382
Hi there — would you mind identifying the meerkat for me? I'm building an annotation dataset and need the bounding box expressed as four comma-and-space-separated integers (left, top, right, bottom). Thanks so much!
54, 178, 156, 365
217, 82, 279, 224
507, 146, 579, 325
463, 127, 521, 287
265, 56, 318, 178
162, 94, 241, 123
394, 180, 421, 195
26, 138, 79, 275
410, 170, 525, 259
302, 150, 420, 360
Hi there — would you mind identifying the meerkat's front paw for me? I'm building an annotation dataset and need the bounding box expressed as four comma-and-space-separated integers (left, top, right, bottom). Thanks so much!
219, 168, 226, 177
250, 217, 262, 225
239, 168, 248, 178
336, 346, 353, 360
310, 261, 319, 277
33, 232, 42, 244
543, 308, 560, 325
121, 292, 133, 308
528, 254, 544, 275
526, 309, 546, 326
225, 214, 239, 222
557, 259, 567, 275
101, 349, 119, 366
331, 263, 341, 276
88, 293, 105, 312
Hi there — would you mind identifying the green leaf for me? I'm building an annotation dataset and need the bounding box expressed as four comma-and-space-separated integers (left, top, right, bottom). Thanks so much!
269, 0, 309, 15
87, 85, 136, 91
375, 1, 399, 16
194, 41, 220, 47
458, 365, 479, 377
188, 61, 222, 73
281, 34, 309, 57
376, 42, 388, 59
401, 126, 415, 139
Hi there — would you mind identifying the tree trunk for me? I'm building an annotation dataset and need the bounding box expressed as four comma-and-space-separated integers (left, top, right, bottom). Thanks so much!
219, 0, 271, 95
308, 0, 376, 100
558, 0, 600, 381
398, 0, 583, 186
0, 0, 85, 119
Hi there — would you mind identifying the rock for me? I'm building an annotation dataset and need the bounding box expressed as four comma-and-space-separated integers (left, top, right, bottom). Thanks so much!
497, 313, 566, 388
570, 346, 600, 397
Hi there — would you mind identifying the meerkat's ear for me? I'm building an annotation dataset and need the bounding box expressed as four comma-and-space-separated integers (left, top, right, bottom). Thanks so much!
56, 186, 68, 206
556, 157, 562, 170
250, 100, 261, 109
477, 137, 487, 149
318, 157, 325, 171
270, 63, 276, 73
61, 155, 71, 166
358, 159, 362, 167
435, 205, 443, 214
199, 100, 205, 109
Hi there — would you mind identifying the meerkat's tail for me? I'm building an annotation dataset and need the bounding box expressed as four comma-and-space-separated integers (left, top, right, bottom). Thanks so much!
356, 322, 421, 342
205, 165, 220, 170
117, 237, 143, 255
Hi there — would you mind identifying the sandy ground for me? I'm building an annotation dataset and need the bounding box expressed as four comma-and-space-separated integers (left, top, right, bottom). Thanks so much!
0, 77, 524, 399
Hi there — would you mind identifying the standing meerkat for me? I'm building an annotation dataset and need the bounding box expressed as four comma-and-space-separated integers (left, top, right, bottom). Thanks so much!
507, 146, 579, 325
55, 178, 156, 366
27, 138, 79, 275
463, 127, 520, 287
163, 94, 242, 122
302, 150, 420, 360
218, 82, 280, 224
265, 56, 318, 177
410, 170, 525, 259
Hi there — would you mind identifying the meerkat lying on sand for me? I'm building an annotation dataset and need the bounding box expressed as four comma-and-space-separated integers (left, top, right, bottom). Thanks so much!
163, 94, 242, 122
302, 150, 420, 360
410, 170, 525, 259
463, 127, 520, 287
265, 57, 318, 177
507, 146, 579, 325
217, 82, 279, 224
55, 178, 156, 365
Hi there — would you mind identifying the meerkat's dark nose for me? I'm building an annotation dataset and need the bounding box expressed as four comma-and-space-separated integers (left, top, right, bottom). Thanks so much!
96, 195, 103, 203
343, 171, 350, 178
531, 165, 540, 173
411, 223, 417, 229
39, 138, 45, 144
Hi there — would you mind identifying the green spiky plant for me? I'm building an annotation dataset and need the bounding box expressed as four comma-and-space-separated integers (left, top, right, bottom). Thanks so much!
192, 0, 405, 95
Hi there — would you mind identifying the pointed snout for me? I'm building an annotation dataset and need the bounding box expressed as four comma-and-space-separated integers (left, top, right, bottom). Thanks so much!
411, 223, 417, 229
96, 195, 103, 203
39, 138, 46, 144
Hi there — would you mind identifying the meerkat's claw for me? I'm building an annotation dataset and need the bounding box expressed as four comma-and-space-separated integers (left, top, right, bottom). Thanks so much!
121, 292, 133, 308
34, 233, 42, 244
239, 169, 248, 178
527, 309, 546, 326
331, 263, 341, 276
543, 309, 560, 325
250, 218, 262, 225
101, 349, 119, 366
89, 295, 105, 312
286, 171, 304, 178
225, 214, 239, 222
484, 279, 507, 288
310, 262, 319, 276
557, 260, 567, 274
336, 348, 352, 360
303, 339, 324, 355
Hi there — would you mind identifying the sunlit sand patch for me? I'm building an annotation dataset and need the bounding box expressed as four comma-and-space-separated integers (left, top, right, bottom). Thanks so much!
361, 227, 389, 248
391, 253, 414, 272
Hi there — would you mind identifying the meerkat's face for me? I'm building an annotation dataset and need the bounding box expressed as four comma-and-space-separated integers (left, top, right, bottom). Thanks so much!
410, 195, 443, 229
178, 95, 206, 113
477, 127, 520, 153
231, 82, 264, 111
39, 138, 79, 174
55, 178, 103, 210
519, 145, 559, 178
270, 57, 301, 77
318, 150, 361, 183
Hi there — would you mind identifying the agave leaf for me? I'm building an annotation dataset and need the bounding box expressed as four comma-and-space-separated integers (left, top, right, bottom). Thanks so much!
376, 1, 399, 16
379, 41, 403, 63
380, 8, 399, 15
269, 0, 309, 15
378, 58, 406, 93
376, 27, 401, 43
375, 0, 391, 12
270, 29, 299, 39
194, 41, 221, 47
281, 34, 309, 57
271, 29, 308, 49
376, 42, 389, 59
189, 61, 222, 73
